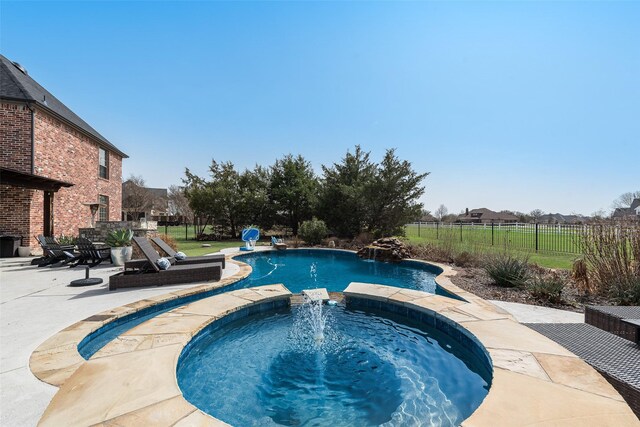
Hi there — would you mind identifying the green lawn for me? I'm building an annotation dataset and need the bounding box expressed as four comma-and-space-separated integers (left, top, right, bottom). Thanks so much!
174, 239, 270, 256
162, 224, 578, 269
405, 223, 583, 254
403, 227, 580, 270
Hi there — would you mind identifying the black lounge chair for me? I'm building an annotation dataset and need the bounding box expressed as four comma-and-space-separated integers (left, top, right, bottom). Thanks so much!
109, 237, 222, 291
74, 238, 112, 267
151, 236, 226, 269
35, 235, 79, 267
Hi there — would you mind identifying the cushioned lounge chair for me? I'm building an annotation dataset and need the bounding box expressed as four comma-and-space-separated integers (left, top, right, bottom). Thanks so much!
35, 235, 79, 267
271, 236, 287, 250
109, 237, 222, 291
151, 236, 225, 269
74, 237, 112, 267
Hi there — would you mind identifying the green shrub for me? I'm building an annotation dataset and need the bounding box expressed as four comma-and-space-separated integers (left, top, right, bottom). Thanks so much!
298, 219, 328, 245
484, 254, 530, 288
57, 234, 77, 246
528, 274, 565, 304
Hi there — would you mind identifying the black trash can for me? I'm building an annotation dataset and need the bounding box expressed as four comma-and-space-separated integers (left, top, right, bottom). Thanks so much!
0, 235, 22, 257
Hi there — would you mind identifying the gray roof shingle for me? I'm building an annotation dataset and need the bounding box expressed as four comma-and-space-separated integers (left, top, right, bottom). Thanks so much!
0, 55, 128, 158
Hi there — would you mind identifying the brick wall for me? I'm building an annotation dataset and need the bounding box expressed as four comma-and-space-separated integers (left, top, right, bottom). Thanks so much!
0, 102, 32, 173
0, 185, 32, 246
31, 108, 123, 244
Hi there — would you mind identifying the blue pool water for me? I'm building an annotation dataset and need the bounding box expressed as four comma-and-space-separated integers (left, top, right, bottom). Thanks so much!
78, 250, 454, 359
234, 249, 453, 296
178, 304, 491, 426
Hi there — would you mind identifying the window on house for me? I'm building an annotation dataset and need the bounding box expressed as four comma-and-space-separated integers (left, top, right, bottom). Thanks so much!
99, 195, 109, 222
99, 148, 109, 179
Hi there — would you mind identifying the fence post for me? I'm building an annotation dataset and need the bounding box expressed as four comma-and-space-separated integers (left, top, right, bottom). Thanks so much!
491, 222, 494, 246
165, 224, 168, 235
535, 223, 539, 252
418, 221, 421, 237
436, 222, 439, 240
460, 222, 463, 242
185, 222, 188, 240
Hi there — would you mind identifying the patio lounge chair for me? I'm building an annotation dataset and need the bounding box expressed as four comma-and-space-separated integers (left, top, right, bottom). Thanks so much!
35, 235, 79, 267
151, 236, 225, 269
109, 237, 222, 291
271, 236, 287, 250
74, 238, 112, 267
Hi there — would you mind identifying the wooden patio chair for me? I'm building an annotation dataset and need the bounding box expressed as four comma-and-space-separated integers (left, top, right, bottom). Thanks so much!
74, 237, 112, 268
35, 235, 79, 267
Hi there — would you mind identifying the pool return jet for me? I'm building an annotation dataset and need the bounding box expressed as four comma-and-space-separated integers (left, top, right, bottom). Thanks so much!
240, 227, 260, 251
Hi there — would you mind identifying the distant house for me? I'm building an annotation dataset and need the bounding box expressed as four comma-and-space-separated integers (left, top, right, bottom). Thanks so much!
457, 208, 519, 224
612, 198, 640, 220
121, 180, 168, 220
537, 213, 589, 224
0, 55, 127, 250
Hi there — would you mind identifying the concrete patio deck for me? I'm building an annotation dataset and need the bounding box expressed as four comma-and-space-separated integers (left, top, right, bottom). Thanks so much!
0, 255, 240, 427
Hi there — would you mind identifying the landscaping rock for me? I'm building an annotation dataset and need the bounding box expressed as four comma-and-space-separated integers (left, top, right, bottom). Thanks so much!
356, 237, 410, 262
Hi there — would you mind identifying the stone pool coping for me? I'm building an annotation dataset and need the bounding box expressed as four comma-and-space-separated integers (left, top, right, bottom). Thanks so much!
343, 283, 638, 426
37, 284, 292, 426
29, 256, 252, 387
30, 249, 639, 425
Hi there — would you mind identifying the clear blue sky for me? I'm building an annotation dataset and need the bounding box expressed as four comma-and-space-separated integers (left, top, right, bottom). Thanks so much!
2, 1, 638, 216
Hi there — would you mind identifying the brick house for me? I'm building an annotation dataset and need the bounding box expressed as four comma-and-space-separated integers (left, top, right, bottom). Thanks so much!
0, 55, 128, 251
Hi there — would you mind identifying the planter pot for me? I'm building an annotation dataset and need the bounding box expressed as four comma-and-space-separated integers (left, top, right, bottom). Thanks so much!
110, 246, 133, 266
17, 246, 31, 257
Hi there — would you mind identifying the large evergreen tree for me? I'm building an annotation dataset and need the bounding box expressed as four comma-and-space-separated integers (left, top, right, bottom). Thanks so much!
269, 154, 317, 235
365, 149, 429, 237
318, 146, 375, 237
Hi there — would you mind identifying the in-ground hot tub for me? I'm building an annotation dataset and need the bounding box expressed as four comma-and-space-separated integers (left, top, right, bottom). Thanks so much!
177, 297, 492, 426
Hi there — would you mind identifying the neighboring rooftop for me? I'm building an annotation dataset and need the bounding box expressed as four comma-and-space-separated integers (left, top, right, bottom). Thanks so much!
612, 198, 640, 219
0, 54, 127, 158
458, 208, 519, 223
537, 213, 590, 224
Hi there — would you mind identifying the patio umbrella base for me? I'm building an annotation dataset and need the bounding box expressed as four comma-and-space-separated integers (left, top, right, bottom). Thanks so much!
70, 278, 103, 287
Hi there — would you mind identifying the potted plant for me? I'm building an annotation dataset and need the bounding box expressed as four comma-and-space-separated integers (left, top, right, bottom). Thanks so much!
106, 229, 134, 266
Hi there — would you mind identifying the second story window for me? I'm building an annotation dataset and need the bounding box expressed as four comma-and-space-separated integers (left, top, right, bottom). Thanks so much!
99, 147, 109, 179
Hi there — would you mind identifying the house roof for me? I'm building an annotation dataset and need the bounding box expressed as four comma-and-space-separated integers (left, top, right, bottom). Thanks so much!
631, 198, 640, 210
0, 55, 128, 158
459, 208, 519, 221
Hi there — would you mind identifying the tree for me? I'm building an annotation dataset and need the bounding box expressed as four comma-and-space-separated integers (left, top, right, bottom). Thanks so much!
364, 149, 429, 236
269, 154, 318, 235
613, 191, 640, 208
167, 185, 193, 222
122, 175, 154, 220
183, 168, 217, 235
318, 145, 376, 237
435, 204, 448, 222
238, 165, 273, 230
529, 209, 545, 222
207, 161, 244, 238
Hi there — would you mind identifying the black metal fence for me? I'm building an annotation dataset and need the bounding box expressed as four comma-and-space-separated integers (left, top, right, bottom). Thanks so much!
405, 222, 586, 254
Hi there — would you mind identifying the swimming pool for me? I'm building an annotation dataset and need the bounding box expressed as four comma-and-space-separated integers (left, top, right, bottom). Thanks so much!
178, 302, 491, 426
233, 249, 453, 295
78, 249, 455, 359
